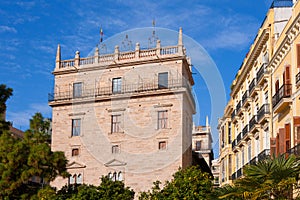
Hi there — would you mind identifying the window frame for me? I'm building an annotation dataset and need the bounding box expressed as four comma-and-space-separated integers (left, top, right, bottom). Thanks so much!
72, 119, 81, 136
158, 110, 168, 129
158, 72, 168, 89
73, 82, 83, 98
111, 114, 121, 133
158, 141, 167, 150
112, 144, 120, 154
112, 77, 122, 93
72, 148, 79, 156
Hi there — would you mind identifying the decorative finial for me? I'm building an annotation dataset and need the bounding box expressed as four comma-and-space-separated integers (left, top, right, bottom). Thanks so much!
56, 44, 61, 62
178, 27, 183, 46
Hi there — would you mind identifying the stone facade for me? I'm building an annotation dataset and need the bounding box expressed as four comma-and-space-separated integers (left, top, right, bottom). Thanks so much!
49, 28, 195, 194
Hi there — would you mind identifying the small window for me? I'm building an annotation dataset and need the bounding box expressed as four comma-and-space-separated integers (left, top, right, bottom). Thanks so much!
72, 119, 81, 136
72, 148, 79, 156
159, 141, 167, 150
112, 78, 122, 93
158, 110, 168, 129
108, 172, 113, 180
118, 172, 123, 181
73, 82, 82, 98
112, 145, 120, 154
196, 140, 201, 151
113, 172, 117, 181
158, 72, 168, 89
77, 174, 82, 184
111, 115, 121, 133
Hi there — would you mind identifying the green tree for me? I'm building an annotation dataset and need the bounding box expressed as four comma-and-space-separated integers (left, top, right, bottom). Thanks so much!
217, 155, 300, 200
0, 113, 69, 199
0, 84, 13, 133
139, 166, 215, 200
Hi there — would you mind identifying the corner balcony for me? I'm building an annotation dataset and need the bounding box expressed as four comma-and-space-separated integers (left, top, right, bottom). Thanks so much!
257, 104, 270, 124
296, 72, 300, 87
256, 63, 269, 86
249, 115, 260, 133
249, 156, 257, 165
272, 84, 292, 113
249, 78, 259, 97
242, 90, 251, 107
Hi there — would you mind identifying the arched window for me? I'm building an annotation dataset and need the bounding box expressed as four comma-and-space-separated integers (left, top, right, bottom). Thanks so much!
77, 174, 82, 184
118, 172, 123, 181
113, 172, 117, 181
69, 175, 75, 184
108, 172, 113, 180
73, 174, 77, 184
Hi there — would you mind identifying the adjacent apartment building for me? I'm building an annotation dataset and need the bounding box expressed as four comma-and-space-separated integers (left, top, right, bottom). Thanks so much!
218, 0, 300, 186
49, 28, 195, 192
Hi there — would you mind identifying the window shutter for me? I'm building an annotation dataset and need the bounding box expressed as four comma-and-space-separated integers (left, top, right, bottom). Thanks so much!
285, 66, 291, 84
285, 124, 291, 153
279, 128, 285, 155
270, 138, 276, 156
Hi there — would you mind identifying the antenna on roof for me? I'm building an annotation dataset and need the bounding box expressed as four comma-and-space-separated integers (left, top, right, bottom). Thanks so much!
148, 19, 159, 49
98, 25, 107, 54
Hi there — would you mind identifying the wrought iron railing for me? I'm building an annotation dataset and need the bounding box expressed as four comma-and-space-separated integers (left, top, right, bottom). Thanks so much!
236, 132, 242, 144
250, 156, 257, 165
256, 63, 267, 83
286, 143, 300, 157
296, 72, 300, 85
242, 124, 249, 138
236, 101, 241, 114
231, 109, 236, 120
242, 90, 249, 105
48, 78, 192, 102
231, 172, 236, 180
249, 115, 257, 130
232, 139, 237, 149
272, 84, 292, 108
257, 104, 270, 122
249, 78, 257, 94
258, 149, 270, 161
237, 168, 242, 178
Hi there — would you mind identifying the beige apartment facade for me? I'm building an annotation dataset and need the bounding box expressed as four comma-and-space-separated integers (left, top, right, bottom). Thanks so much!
49, 28, 195, 193
218, 0, 299, 186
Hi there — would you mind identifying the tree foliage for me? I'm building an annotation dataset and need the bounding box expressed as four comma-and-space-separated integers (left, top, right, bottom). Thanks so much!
139, 166, 215, 200
217, 155, 300, 200
0, 84, 13, 133
0, 112, 69, 199
37, 176, 135, 200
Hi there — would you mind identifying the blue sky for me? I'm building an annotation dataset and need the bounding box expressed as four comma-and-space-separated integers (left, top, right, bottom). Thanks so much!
0, 0, 273, 156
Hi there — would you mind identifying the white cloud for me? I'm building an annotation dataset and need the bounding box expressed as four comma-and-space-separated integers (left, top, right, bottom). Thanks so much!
0, 26, 17, 33
6, 103, 52, 130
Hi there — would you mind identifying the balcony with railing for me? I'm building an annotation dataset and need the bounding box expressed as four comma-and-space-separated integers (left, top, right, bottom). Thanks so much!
236, 101, 242, 115
249, 115, 259, 133
231, 109, 236, 121
232, 139, 237, 150
286, 143, 300, 157
257, 149, 270, 161
237, 168, 242, 178
242, 124, 249, 139
249, 78, 258, 97
272, 84, 292, 113
250, 156, 257, 165
236, 132, 242, 145
256, 63, 269, 86
242, 90, 251, 107
296, 72, 300, 86
257, 104, 270, 123
231, 172, 236, 180
48, 78, 194, 105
